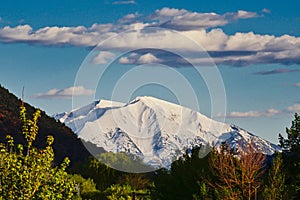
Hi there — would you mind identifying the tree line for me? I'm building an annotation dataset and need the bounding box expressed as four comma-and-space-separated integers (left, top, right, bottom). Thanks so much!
1, 105, 300, 199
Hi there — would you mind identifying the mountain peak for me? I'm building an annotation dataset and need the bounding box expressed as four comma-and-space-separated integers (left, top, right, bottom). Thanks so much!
55, 96, 280, 170
129, 96, 172, 105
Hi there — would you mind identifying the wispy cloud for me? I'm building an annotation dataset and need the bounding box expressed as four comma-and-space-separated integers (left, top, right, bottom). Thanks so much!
218, 108, 280, 118
112, 0, 136, 5
217, 103, 300, 118
295, 83, 300, 87
236, 10, 258, 19
262, 8, 271, 14
253, 68, 300, 75
33, 86, 95, 99
287, 103, 300, 113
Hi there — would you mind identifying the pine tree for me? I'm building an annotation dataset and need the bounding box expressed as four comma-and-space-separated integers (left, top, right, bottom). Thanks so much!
279, 113, 300, 151
277, 113, 300, 198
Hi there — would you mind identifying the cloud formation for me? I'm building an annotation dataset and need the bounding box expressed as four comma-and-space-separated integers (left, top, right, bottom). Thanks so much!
218, 103, 300, 118
262, 8, 271, 14
119, 53, 161, 64
112, 0, 136, 5
92, 51, 115, 64
220, 108, 280, 118
33, 86, 95, 99
152, 8, 258, 30
253, 68, 300, 75
287, 103, 300, 113
0, 24, 118, 47
0, 8, 300, 66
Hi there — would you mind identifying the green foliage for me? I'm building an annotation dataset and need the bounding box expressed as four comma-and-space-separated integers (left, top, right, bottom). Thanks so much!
263, 153, 287, 200
153, 146, 213, 200
278, 113, 300, 198
279, 113, 300, 151
0, 106, 75, 199
72, 156, 121, 191
72, 152, 154, 193
98, 152, 154, 173
104, 184, 151, 200
118, 173, 152, 191
71, 174, 99, 198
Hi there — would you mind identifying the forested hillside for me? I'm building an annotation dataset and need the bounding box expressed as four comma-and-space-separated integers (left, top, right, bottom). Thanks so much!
0, 85, 91, 164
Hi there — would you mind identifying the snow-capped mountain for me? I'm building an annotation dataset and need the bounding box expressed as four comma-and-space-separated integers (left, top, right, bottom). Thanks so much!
55, 96, 280, 169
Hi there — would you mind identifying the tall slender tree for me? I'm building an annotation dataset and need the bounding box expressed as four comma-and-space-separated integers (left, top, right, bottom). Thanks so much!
263, 153, 286, 200
278, 113, 300, 198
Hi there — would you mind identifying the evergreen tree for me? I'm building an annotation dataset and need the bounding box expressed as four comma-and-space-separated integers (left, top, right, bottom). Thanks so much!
278, 113, 300, 199
153, 146, 213, 200
279, 113, 300, 151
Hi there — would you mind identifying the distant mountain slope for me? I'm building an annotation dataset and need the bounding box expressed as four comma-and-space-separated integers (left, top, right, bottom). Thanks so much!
55, 96, 281, 169
0, 85, 91, 165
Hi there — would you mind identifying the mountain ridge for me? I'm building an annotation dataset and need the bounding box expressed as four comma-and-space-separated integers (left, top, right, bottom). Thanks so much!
55, 96, 280, 169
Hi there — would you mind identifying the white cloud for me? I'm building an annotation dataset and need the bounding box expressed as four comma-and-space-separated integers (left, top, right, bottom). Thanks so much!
223, 108, 281, 118
118, 53, 160, 64
100, 28, 300, 66
153, 8, 259, 30
154, 7, 187, 17
3, 22, 299, 62
119, 53, 161, 64
0, 25, 107, 46
119, 56, 133, 64
236, 10, 258, 19
0, 8, 300, 65
112, 0, 136, 5
295, 83, 300, 87
119, 53, 139, 64
287, 103, 300, 113
118, 12, 140, 24
218, 103, 300, 118
137, 53, 160, 64
262, 8, 271, 14
92, 51, 115, 64
33, 86, 95, 99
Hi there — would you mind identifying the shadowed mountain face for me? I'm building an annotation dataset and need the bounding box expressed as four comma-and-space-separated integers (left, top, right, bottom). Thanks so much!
55, 96, 281, 169
0, 85, 92, 165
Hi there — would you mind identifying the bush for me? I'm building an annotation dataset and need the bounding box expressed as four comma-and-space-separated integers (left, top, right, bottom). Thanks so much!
0, 106, 76, 199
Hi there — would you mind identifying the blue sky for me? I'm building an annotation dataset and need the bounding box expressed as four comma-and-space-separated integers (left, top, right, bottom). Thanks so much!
0, 0, 300, 144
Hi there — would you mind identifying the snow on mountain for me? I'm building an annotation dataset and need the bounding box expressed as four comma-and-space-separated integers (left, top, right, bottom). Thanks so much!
55, 96, 280, 169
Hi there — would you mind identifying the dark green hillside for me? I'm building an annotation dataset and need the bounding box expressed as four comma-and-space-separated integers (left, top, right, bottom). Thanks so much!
0, 84, 91, 165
